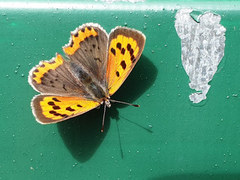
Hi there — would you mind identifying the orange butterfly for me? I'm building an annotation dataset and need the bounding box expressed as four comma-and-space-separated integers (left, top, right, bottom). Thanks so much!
28, 23, 146, 132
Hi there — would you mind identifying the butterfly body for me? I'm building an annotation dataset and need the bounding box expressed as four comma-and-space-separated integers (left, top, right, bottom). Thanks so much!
29, 23, 145, 125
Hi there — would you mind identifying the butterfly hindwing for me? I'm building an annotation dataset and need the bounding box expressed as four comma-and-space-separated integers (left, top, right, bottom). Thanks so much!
63, 23, 109, 92
31, 95, 100, 124
28, 54, 92, 98
107, 27, 146, 96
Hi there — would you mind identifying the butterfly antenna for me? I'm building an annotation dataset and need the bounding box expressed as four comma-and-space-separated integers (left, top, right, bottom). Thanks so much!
101, 102, 107, 133
110, 99, 140, 107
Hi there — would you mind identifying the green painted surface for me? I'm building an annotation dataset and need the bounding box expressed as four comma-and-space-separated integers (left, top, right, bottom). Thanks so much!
1, 1, 240, 179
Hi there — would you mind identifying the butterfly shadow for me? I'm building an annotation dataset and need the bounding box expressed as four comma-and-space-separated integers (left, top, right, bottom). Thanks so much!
57, 55, 158, 162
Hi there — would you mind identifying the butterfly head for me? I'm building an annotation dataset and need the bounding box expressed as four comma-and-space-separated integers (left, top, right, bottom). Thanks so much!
104, 99, 111, 108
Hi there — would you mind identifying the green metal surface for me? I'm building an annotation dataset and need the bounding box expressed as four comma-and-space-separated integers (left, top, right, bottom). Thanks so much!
1, 1, 240, 179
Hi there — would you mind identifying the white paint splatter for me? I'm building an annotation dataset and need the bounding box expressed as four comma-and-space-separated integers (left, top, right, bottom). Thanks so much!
175, 9, 226, 103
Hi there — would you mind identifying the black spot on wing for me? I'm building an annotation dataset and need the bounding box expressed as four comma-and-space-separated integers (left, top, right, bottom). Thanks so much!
70, 41, 74, 47
52, 97, 61, 102
120, 60, 126, 70
63, 84, 67, 91
111, 48, 116, 55
49, 110, 56, 114
66, 107, 75, 112
53, 106, 61, 110
127, 44, 131, 51
74, 32, 78, 37
116, 71, 120, 77
121, 48, 125, 55
48, 101, 55, 106
116, 43, 121, 50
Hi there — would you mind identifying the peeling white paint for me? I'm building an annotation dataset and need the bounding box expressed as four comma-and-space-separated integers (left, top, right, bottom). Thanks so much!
175, 9, 226, 103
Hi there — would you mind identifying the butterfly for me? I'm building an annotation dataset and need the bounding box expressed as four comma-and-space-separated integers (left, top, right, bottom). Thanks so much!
28, 23, 146, 132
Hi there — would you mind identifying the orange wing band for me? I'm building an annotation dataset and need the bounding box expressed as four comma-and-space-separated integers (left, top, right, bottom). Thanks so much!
63, 26, 98, 55
32, 54, 64, 84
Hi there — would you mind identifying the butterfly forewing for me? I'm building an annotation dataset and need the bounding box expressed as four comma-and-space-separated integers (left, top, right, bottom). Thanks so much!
63, 23, 109, 93
106, 27, 146, 96
28, 54, 92, 98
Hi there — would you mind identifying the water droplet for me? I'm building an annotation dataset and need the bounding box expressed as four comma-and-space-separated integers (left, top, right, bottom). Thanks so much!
72, 162, 77, 167
11, 43, 14, 46
12, 159, 16, 163
158, 24, 161, 26
176, 65, 179, 68
226, 96, 230, 99
124, 22, 128, 26
220, 137, 223, 141
214, 164, 218, 167
143, 25, 147, 30
14, 70, 18, 74
164, 44, 168, 47
148, 124, 152, 128
232, 94, 238, 97
144, 14, 149, 18
30, 166, 34, 170
151, 50, 154, 53
146, 94, 150, 97
21, 74, 25, 77
115, 16, 118, 20
5, 75, 9, 77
